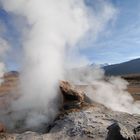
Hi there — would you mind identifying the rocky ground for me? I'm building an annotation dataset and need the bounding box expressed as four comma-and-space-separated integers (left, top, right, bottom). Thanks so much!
0, 72, 140, 140
1, 103, 140, 140
123, 74, 140, 100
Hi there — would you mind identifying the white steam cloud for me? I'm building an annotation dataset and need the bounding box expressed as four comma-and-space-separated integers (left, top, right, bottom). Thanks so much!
1, 0, 90, 131
0, 33, 10, 83
1, 0, 139, 132
66, 66, 140, 114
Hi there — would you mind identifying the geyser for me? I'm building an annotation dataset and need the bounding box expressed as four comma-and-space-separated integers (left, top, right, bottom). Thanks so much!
2, 0, 139, 134
1, 0, 90, 131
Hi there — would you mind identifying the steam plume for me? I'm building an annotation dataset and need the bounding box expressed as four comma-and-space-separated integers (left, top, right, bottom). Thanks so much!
2, 0, 139, 132
66, 66, 140, 114
1, 0, 90, 131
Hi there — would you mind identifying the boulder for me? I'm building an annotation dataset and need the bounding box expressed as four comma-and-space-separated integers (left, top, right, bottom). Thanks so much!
60, 81, 85, 109
60, 81, 85, 102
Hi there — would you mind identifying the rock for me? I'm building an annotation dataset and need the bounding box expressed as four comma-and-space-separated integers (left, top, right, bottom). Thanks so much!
47, 104, 140, 140
106, 122, 140, 140
106, 123, 127, 140
60, 81, 85, 109
59, 81, 93, 110
60, 81, 85, 102
1, 104, 140, 140
134, 125, 140, 140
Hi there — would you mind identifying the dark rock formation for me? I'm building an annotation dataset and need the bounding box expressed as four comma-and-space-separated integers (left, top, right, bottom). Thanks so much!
60, 81, 91, 110
133, 125, 140, 140
106, 123, 127, 140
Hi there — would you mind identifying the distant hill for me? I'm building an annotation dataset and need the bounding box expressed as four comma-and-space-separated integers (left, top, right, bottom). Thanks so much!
0, 71, 19, 96
103, 58, 140, 76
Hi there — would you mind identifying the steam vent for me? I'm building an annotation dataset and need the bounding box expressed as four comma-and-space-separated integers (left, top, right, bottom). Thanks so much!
0, 74, 140, 139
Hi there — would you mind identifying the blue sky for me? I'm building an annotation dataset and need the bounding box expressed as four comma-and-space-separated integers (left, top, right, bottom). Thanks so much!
0, 8, 22, 70
0, 0, 140, 70
81, 0, 140, 64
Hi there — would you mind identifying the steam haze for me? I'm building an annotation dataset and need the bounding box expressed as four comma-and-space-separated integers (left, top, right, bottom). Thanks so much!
1, 0, 140, 132
66, 66, 140, 114
0, 36, 10, 84
1, 0, 91, 130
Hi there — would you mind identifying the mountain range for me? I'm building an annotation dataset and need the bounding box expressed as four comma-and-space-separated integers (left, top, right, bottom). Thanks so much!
103, 58, 140, 76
